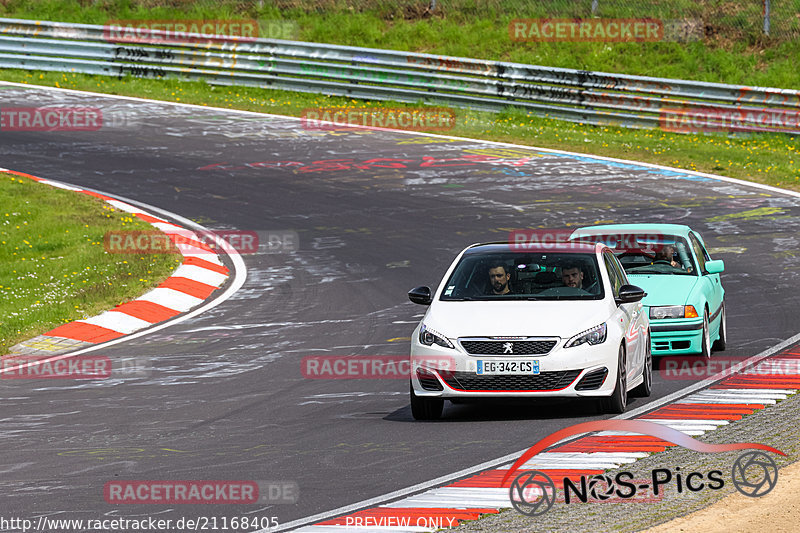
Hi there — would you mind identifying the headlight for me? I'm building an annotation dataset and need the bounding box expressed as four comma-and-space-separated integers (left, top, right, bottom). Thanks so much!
419, 324, 454, 349
649, 305, 698, 319
565, 323, 607, 348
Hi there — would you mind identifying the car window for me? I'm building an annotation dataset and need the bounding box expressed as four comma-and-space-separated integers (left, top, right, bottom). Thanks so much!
574, 233, 697, 276
688, 233, 708, 273
440, 251, 604, 300
609, 252, 629, 285
603, 252, 623, 297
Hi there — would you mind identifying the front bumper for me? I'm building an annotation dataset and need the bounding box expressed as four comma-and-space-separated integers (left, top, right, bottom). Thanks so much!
410, 338, 620, 398
649, 318, 703, 354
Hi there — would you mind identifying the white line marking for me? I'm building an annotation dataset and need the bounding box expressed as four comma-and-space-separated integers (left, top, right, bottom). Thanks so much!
693, 388, 795, 396
137, 287, 204, 312
536, 452, 650, 459
170, 265, 228, 288
674, 398, 777, 404
150, 221, 185, 231
37, 179, 82, 191
79, 311, 153, 334
105, 199, 145, 213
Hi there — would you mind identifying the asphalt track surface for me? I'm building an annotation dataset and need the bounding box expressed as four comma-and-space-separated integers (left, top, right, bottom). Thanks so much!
2, 83, 800, 528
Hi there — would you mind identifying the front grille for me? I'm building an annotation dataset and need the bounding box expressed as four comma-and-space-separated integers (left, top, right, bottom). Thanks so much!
575, 368, 608, 391
460, 339, 557, 356
441, 370, 581, 391
417, 368, 443, 391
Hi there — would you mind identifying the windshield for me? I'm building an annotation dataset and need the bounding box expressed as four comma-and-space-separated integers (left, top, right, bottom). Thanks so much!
573, 234, 697, 276
440, 252, 604, 301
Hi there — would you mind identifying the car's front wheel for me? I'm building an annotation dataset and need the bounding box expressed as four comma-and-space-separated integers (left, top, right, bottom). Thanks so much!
713, 303, 727, 351
701, 309, 712, 358
631, 332, 652, 398
600, 345, 627, 414
410, 382, 444, 420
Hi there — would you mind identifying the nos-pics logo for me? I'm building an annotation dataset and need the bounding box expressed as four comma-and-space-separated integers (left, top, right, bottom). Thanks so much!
505, 420, 783, 516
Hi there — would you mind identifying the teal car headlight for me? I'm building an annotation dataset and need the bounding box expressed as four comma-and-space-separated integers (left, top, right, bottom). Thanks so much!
419, 324, 454, 349
565, 322, 607, 348
649, 305, 699, 319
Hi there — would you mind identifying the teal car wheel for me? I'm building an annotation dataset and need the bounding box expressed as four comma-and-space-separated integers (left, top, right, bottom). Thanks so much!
701, 309, 711, 358
713, 303, 727, 351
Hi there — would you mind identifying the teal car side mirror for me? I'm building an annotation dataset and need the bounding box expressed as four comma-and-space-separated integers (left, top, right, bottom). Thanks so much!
705, 260, 724, 274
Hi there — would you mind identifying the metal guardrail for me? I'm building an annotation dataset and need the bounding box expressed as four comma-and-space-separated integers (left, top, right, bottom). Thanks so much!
1, 17, 799, 134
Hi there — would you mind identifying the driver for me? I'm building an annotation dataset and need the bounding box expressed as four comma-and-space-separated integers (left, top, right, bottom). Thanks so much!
487, 263, 512, 294
654, 244, 680, 268
561, 262, 585, 289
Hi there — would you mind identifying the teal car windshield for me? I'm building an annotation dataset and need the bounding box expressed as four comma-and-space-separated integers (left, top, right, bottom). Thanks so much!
574, 234, 698, 276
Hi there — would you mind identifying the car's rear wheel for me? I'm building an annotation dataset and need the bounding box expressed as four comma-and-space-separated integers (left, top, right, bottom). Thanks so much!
601, 345, 627, 414
713, 303, 727, 351
701, 309, 712, 358
631, 332, 652, 398
410, 382, 444, 420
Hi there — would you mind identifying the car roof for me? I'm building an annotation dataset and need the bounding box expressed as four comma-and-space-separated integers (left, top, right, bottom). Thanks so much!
570, 223, 693, 237
463, 242, 603, 255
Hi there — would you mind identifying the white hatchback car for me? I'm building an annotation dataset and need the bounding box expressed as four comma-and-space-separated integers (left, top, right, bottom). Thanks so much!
407, 242, 651, 420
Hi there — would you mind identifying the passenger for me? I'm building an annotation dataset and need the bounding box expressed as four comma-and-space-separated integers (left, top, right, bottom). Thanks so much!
560, 261, 600, 294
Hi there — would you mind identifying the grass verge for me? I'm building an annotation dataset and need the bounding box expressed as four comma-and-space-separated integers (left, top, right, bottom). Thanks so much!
2, 69, 799, 191
0, 171, 180, 355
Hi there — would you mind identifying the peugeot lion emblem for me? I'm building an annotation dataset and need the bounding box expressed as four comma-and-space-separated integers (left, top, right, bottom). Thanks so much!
503, 342, 514, 354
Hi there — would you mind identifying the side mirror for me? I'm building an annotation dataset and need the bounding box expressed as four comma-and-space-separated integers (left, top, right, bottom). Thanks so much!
705, 260, 724, 274
408, 286, 433, 305
616, 284, 647, 305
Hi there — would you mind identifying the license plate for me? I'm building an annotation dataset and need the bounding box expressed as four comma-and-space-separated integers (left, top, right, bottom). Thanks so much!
476, 360, 540, 375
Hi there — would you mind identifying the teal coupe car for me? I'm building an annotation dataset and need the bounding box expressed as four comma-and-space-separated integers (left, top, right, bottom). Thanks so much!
570, 224, 726, 357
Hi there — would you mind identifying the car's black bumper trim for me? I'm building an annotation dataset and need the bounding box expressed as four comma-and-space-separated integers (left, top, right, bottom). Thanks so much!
650, 322, 703, 332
